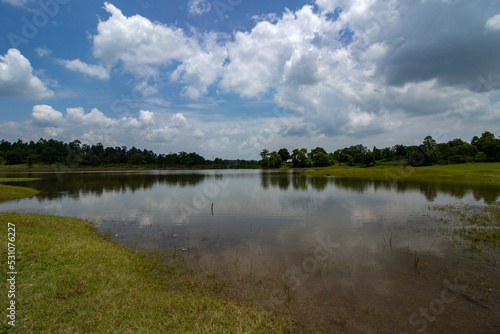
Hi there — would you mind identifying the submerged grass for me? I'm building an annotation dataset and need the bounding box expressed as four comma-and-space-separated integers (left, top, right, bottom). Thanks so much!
429, 202, 500, 250
305, 162, 500, 185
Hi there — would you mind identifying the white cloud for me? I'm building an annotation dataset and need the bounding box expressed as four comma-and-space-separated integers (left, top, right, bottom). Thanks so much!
215, 125, 243, 136
485, 14, 500, 31
8, 1, 496, 159
62, 59, 110, 80
170, 113, 189, 128
193, 129, 205, 138
92, 2, 225, 99
200, 137, 231, 151
93, 3, 195, 70
36, 47, 52, 57
0, 49, 54, 98
145, 126, 178, 142
187, 0, 211, 16
170, 32, 227, 99
27, 105, 191, 148
220, 6, 335, 97
32, 105, 63, 127
139, 110, 155, 125
66, 107, 117, 127
361, 42, 388, 61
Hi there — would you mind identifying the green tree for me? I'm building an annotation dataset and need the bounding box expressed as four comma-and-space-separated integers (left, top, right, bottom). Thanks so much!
362, 152, 376, 166
477, 131, 500, 161
269, 151, 282, 168
313, 151, 332, 167
394, 144, 408, 159
129, 152, 146, 165
278, 148, 290, 161
422, 136, 437, 152
259, 149, 270, 168
372, 146, 382, 160
309, 147, 332, 167
291, 148, 312, 167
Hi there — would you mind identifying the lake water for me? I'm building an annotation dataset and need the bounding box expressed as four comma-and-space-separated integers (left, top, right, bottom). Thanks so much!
1, 169, 499, 332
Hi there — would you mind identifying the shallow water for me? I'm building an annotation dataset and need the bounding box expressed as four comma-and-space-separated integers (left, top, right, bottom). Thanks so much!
1, 169, 499, 332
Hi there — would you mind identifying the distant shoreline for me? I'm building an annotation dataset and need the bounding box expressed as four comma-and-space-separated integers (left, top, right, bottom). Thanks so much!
0, 164, 259, 172
303, 162, 500, 185
2, 162, 500, 186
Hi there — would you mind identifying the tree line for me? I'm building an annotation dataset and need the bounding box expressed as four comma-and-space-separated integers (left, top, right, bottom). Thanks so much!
1, 131, 499, 169
259, 131, 500, 168
0, 139, 258, 168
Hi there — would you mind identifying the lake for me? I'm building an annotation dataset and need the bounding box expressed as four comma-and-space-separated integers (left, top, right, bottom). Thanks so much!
1, 169, 499, 332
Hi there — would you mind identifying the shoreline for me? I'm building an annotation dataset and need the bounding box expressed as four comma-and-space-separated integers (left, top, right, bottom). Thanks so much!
303, 162, 500, 185
2, 162, 500, 184
1, 166, 499, 332
0, 164, 259, 173
0, 178, 40, 203
0, 179, 297, 332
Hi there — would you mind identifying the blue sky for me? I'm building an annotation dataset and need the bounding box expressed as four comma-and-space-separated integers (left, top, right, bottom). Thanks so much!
1, 0, 500, 159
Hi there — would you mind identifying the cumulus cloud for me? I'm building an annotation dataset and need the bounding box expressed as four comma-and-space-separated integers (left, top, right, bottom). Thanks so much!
93, 3, 195, 69
170, 32, 227, 99
0, 49, 54, 98
38, 0, 498, 154
66, 107, 117, 127
216, 0, 500, 137
32, 105, 63, 126
220, 6, 338, 97
170, 113, 189, 128
139, 110, 155, 125
62, 59, 110, 80
92, 2, 224, 99
28, 104, 191, 147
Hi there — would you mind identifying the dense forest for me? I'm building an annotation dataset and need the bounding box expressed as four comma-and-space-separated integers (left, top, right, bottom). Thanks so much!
0, 139, 258, 168
0, 131, 499, 169
259, 131, 500, 168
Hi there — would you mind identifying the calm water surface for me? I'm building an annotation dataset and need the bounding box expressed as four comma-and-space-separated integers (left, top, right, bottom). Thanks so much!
1, 170, 499, 332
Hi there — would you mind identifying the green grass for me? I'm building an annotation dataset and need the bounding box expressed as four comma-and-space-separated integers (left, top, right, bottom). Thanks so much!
0, 178, 40, 203
305, 162, 500, 184
0, 213, 298, 333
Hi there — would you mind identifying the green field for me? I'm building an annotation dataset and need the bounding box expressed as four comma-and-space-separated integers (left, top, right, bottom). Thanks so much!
0, 178, 40, 203
304, 162, 500, 184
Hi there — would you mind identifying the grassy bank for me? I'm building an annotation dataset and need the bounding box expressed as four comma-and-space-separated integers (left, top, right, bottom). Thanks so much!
304, 162, 500, 184
0, 178, 40, 203
0, 213, 297, 333
0, 181, 297, 333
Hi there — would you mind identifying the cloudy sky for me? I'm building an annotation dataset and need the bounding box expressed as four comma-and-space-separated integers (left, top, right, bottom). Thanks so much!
1, 0, 499, 159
